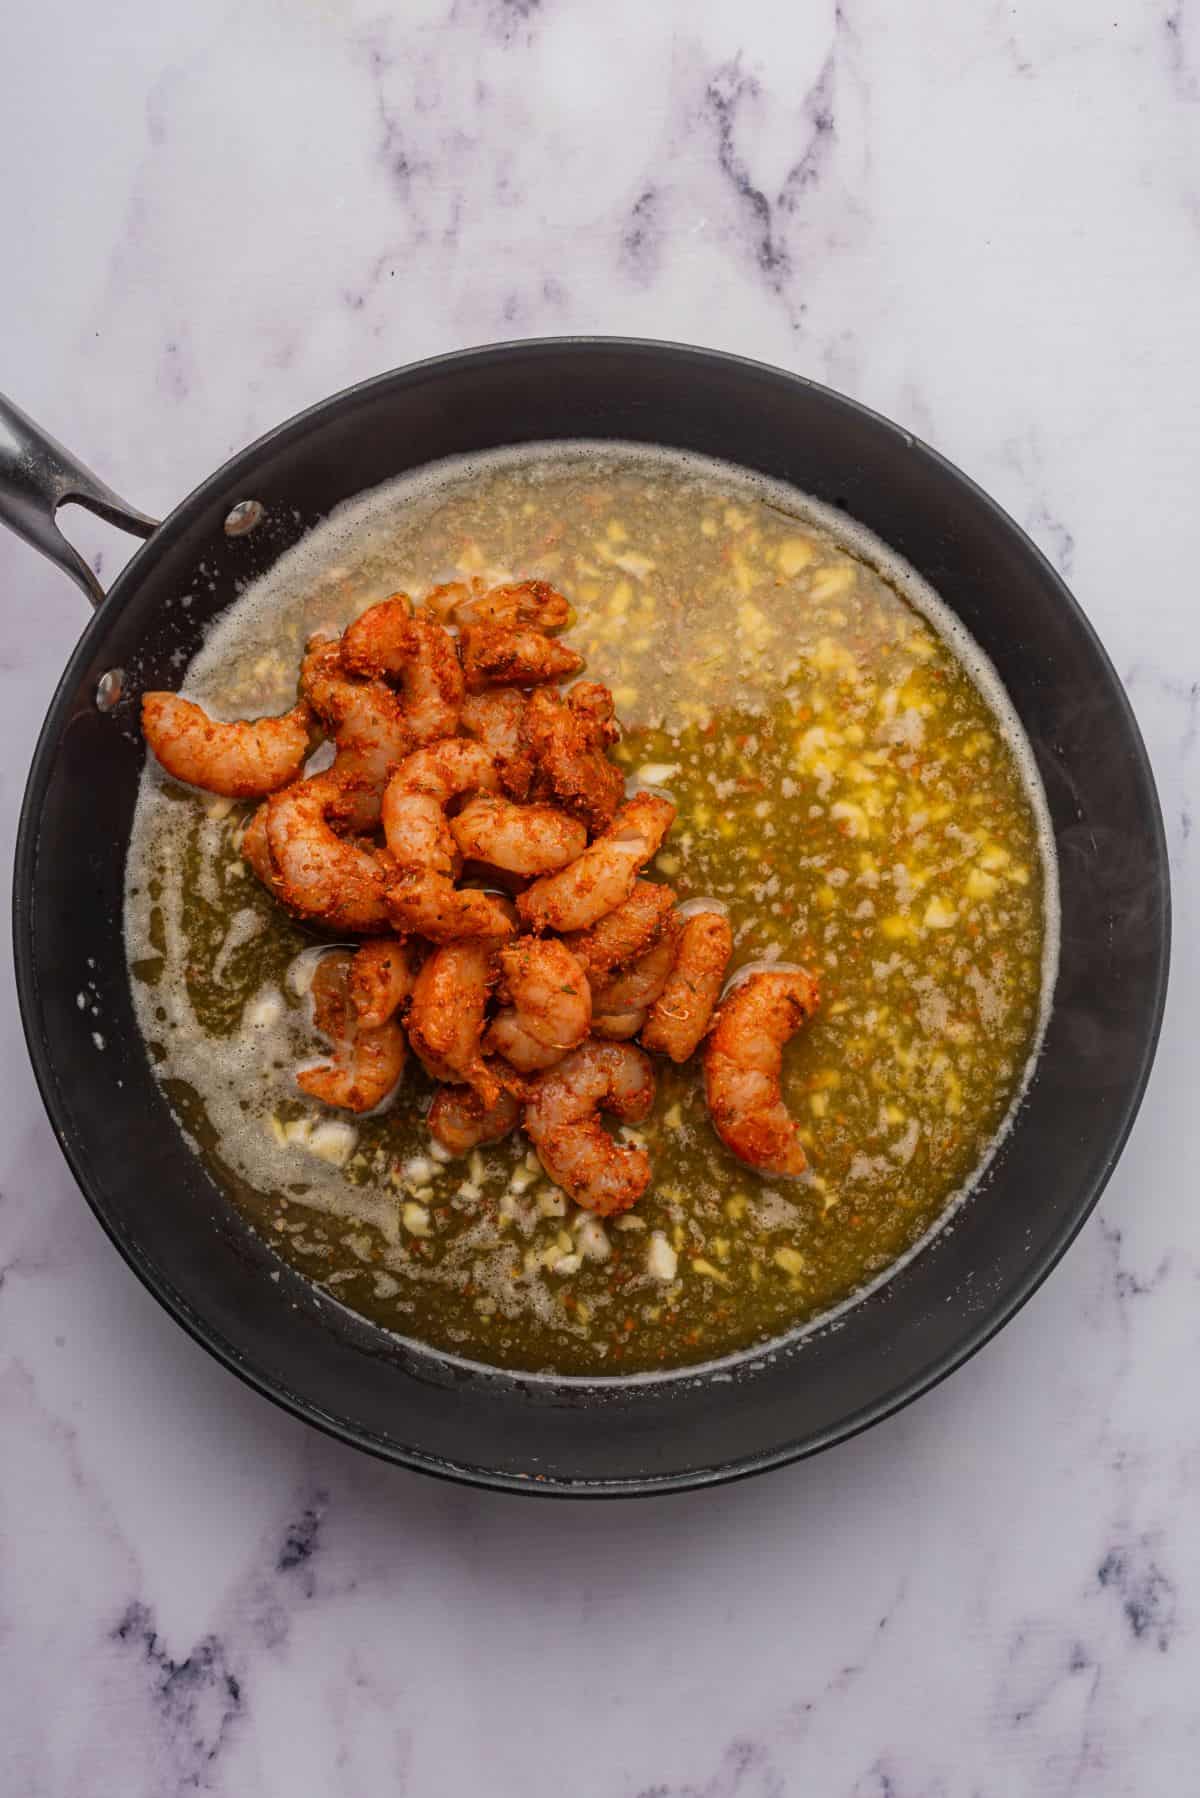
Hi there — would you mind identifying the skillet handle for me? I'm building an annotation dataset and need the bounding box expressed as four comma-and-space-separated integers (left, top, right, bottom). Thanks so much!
0, 392, 160, 608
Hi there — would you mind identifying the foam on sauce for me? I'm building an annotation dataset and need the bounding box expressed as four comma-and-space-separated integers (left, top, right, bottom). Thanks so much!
124, 442, 1058, 1379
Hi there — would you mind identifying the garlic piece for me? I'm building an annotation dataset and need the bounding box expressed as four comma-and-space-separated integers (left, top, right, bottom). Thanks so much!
647, 1232, 678, 1282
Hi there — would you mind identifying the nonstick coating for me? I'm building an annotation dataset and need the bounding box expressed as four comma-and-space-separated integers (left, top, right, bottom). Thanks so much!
12, 340, 1169, 1495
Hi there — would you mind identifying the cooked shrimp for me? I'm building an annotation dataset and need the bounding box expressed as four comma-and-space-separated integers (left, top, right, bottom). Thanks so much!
424, 578, 571, 633
459, 688, 536, 799
475, 580, 571, 631
380, 740, 514, 940
297, 951, 406, 1113
141, 692, 313, 798
349, 937, 419, 1029
427, 1084, 521, 1155
417, 579, 480, 623
241, 802, 287, 902
642, 909, 734, 1062
300, 636, 413, 829
564, 880, 677, 983
264, 773, 392, 934
521, 682, 624, 831
459, 624, 583, 693
407, 940, 499, 1102
523, 1041, 656, 1215
484, 938, 592, 1073
568, 681, 620, 732
517, 792, 676, 933
381, 739, 502, 874
342, 600, 464, 742
591, 918, 681, 1040
387, 870, 515, 943
449, 794, 587, 876
704, 968, 821, 1176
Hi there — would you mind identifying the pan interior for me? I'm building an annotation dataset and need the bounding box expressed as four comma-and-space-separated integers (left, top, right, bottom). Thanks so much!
124, 438, 1057, 1381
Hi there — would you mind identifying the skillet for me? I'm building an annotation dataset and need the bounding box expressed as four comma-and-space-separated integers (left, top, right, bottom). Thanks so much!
1, 339, 1170, 1495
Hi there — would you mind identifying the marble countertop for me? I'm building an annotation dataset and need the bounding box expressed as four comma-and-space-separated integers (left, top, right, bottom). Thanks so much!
2, 1, 1196, 1791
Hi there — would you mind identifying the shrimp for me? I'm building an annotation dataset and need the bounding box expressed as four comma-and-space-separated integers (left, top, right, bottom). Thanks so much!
473, 580, 571, 632
420, 579, 482, 623
300, 636, 413, 830
406, 939, 499, 1101
459, 623, 584, 693
141, 692, 313, 798
449, 794, 587, 876
424, 578, 571, 633
520, 682, 624, 831
517, 792, 676, 933
296, 950, 406, 1113
341, 599, 464, 742
564, 880, 677, 983
591, 918, 681, 1040
484, 938, 592, 1073
243, 800, 348, 927
704, 968, 821, 1176
568, 681, 620, 732
387, 870, 516, 943
523, 1041, 656, 1215
641, 909, 734, 1063
427, 1084, 521, 1155
264, 772, 392, 934
459, 688, 536, 799
349, 937, 419, 1029
381, 740, 514, 941
381, 739, 503, 874
241, 802, 287, 902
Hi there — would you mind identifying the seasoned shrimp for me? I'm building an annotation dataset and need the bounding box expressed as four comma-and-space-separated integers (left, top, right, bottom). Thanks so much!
241, 802, 287, 902
642, 909, 734, 1062
381, 739, 503, 874
471, 579, 571, 632
141, 692, 313, 798
297, 950, 406, 1113
459, 688, 536, 798
423, 578, 571, 633
524, 1041, 656, 1215
459, 624, 583, 693
591, 918, 681, 1040
264, 773, 392, 934
564, 880, 677, 983
704, 968, 820, 1176
300, 636, 413, 829
243, 801, 345, 926
517, 792, 676, 933
420, 579, 482, 623
427, 1084, 521, 1155
484, 938, 592, 1073
450, 794, 587, 876
341, 599, 464, 742
521, 683, 624, 831
387, 871, 515, 943
349, 937, 419, 1029
407, 939, 499, 1101
381, 740, 514, 940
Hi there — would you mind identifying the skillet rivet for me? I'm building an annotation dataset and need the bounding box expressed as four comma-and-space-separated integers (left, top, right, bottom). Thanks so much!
96, 668, 124, 712
224, 499, 265, 537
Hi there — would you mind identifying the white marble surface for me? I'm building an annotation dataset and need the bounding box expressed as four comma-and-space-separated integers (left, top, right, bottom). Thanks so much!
1, 0, 1196, 1791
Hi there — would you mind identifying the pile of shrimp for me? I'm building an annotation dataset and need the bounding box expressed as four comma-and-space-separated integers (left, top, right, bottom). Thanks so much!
142, 577, 820, 1216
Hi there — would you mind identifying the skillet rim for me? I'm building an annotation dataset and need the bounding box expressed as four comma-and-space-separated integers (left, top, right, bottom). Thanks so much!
10, 336, 1172, 1495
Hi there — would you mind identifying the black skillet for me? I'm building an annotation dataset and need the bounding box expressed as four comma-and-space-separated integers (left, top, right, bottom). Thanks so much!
1, 339, 1169, 1496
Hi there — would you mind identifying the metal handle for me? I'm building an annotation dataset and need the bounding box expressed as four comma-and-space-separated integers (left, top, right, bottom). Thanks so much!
0, 392, 160, 606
